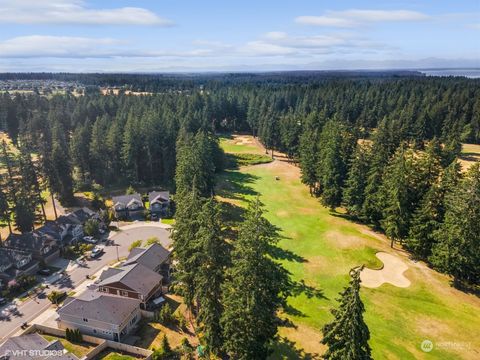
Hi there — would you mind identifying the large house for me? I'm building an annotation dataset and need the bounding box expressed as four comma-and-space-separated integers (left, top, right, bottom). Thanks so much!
0, 333, 78, 360
5, 230, 60, 264
56, 294, 141, 342
148, 191, 170, 219
123, 243, 171, 280
97, 263, 163, 309
0, 248, 39, 282
55, 208, 100, 245
111, 194, 144, 220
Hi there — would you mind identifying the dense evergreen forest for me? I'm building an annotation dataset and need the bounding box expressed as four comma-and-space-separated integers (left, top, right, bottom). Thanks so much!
0, 72, 479, 288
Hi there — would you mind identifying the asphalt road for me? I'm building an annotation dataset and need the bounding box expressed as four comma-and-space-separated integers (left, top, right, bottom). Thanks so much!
0, 224, 171, 342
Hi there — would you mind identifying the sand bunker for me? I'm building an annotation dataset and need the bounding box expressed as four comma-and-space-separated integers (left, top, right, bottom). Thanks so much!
233, 135, 254, 145
361, 252, 411, 288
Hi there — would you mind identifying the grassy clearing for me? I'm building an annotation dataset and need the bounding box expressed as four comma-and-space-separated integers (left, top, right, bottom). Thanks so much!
459, 143, 480, 171
217, 135, 480, 360
42, 335, 95, 357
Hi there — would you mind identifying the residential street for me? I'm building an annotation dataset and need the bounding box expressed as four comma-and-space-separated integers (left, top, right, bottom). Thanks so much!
0, 223, 171, 342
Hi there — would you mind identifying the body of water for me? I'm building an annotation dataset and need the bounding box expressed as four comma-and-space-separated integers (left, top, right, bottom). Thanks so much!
421, 69, 480, 78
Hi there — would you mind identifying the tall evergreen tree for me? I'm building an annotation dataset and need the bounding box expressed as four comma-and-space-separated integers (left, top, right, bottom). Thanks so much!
171, 185, 204, 309
221, 199, 290, 359
322, 267, 372, 360
299, 112, 321, 195
343, 143, 371, 218
406, 158, 460, 259
430, 163, 480, 286
195, 198, 228, 355
316, 119, 354, 209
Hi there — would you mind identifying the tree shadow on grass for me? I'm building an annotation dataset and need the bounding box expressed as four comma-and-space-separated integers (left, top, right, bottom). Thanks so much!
271, 336, 320, 360
216, 171, 259, 201
291, 280, 328, 300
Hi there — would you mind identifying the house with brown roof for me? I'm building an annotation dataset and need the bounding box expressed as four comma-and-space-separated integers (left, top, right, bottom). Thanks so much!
123, 243, 171, 280
97, 263, 163, 309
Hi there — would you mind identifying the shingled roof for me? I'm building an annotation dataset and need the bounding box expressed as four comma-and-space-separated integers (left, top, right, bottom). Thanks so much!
98, 263, 162, 297
123, 243, 170, 271
57, 295, 140, 327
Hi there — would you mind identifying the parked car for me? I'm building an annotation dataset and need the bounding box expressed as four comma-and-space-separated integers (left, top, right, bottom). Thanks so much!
83, 236, 98, 244
90, 245, 104, 259
37, 268, 51, 276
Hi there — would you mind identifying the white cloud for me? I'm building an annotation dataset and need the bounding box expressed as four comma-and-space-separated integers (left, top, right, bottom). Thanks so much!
0, 35, 214, 58
296, 9, 428, 27
468, 23, 480, 30
0, 0, 172, 25
240, 41, 296, 56
295, 16, 356, 27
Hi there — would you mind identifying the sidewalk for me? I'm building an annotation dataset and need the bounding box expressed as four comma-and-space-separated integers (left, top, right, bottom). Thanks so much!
31, 259, 122, 329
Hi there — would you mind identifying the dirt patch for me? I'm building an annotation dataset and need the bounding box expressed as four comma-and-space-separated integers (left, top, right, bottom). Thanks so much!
279, 322, 325, 357
277, 210, 290, 217
233, 135, 255, 145
361, 252, 411, 288
325, 230, 366, 249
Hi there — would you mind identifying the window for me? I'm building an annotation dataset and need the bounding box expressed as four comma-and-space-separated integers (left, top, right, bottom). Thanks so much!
83, 318, 88, 322
121, 290, 129, 297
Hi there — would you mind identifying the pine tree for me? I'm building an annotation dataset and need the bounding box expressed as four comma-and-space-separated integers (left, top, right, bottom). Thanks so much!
316, 119, 354, 209
171, 185, 204, 309
343, 143, 371, 218
221, 199, 290, 359
379, 145, 412, 246
299, 112, 320, 195
406, 160, 460, 259
430, 163, 480, 286
195, 198, 228, 355
322, 267, 372, 360
13, 193, 36, 233
0, 188, 12, 235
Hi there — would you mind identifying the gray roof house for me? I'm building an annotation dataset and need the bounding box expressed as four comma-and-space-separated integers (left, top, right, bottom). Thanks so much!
148, 191, 170, 219
5, 230, 60, 264
123, 243, 171, 279
97, 263, 163, 309
111, 194, 144, 220
0, 248, 39, 282
56, 294, 141, 343
0, 333, 78, 360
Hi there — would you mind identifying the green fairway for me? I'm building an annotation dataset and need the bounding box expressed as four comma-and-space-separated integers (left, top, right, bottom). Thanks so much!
217, 136, 480, 360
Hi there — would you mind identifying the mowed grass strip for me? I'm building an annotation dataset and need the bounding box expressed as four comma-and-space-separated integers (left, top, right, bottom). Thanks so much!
217, 135, 480, 360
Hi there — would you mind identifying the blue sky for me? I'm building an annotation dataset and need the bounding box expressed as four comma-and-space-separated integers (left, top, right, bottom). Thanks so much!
0, 0, 478, 72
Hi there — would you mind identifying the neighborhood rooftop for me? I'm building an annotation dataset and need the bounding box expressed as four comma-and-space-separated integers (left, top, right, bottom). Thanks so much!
0, 333, 78, 360
57, 295, 141, 326
123, 243, 170, 270
98, 263, 163, 297
111, 194, 142, 206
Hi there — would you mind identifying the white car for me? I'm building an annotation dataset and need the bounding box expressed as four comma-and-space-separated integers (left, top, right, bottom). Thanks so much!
83, 236, 98, 244
90, 245, 105, 258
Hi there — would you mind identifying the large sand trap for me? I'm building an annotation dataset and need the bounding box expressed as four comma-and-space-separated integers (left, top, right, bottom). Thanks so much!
361, 252, 411, 288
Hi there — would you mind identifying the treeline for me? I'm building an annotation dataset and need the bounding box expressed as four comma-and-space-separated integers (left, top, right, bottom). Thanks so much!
173, 134, 291, 358
297, 116, 480, 286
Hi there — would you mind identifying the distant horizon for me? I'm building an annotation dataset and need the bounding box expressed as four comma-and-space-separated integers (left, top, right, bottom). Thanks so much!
0, 1, 478, 72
